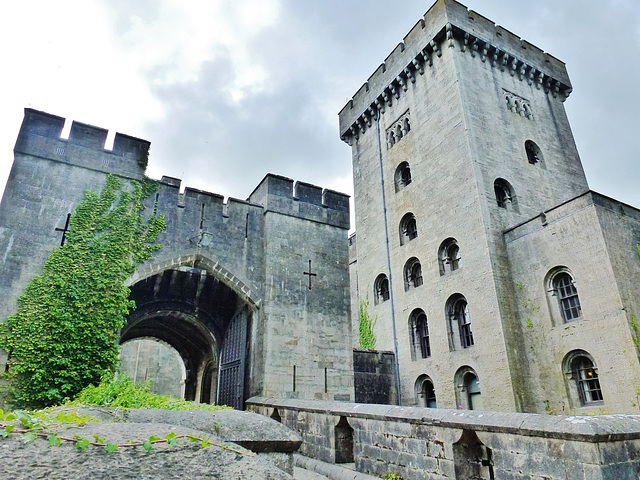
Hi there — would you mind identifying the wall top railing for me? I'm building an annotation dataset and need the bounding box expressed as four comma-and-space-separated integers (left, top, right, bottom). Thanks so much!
247, 397, 640, 443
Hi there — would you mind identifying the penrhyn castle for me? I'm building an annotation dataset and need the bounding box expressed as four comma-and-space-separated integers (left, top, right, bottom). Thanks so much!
2, 0, 640, 417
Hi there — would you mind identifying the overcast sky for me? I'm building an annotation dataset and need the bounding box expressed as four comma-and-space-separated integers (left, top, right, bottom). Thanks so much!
1, 0, 639, 226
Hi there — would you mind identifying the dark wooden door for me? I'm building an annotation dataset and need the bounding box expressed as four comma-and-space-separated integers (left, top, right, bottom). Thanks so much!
217, 307, 248, 409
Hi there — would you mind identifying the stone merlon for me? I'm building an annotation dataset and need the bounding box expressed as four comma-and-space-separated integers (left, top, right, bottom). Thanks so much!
247, 174, 350, 229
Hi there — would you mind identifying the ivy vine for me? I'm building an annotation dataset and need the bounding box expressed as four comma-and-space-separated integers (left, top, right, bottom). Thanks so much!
358, 295, 377, 350
0, 175, 166, 409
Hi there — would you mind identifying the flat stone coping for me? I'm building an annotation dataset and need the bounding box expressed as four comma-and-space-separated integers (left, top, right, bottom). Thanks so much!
247, 397, 640, 443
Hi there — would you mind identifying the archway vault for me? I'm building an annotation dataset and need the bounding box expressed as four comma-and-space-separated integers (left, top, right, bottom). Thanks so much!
126, 253, 262, 309
121, 256, 257, 408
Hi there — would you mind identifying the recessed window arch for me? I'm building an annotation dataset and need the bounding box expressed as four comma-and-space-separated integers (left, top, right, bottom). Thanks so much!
438, 238, 461, 276
525, 140, 543, 165
373, 274, 390, 305
454, 366, 482, 410
403, 117, 411, 135
403, 257, 423, 291
446, 294, 474, 350
409, 309, 430, 360
395, 162, 412, 192
399, 213, 418, 245
563, 350, 603, 407
494, 178, 518, 211
414, 374, 437, 408
546, 267, 582, 324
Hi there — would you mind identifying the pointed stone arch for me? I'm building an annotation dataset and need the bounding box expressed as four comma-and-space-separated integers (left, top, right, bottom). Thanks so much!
126, 253, 262, 309
121, 254, 261, 408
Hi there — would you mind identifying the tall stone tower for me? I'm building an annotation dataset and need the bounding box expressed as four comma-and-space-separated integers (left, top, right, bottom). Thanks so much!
343, 0, 640, 414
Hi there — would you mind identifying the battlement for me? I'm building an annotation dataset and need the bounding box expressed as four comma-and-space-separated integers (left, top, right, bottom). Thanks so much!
248, 174, 350, 229
338, 0, 572, 142
14, 108, 148, 178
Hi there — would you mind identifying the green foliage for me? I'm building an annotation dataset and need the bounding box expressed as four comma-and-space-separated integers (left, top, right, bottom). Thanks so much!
0, 176, 166, 409
358, 295, 377, 350
383, 473, 404, 480
69, 373, 228, 411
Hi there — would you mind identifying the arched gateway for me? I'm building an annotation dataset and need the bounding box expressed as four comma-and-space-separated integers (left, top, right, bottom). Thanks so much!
0, 109, 355, 409
121, 263, 254, 409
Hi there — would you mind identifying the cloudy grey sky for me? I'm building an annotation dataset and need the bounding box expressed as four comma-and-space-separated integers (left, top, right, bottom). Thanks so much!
1, 0, 639, 225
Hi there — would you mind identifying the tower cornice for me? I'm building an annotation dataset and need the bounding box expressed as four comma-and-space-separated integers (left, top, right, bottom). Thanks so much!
339, 0, 573, 145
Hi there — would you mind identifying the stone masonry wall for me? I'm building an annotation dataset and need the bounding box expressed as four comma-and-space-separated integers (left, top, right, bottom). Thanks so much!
0, 109, 354, 406
248, 397, 640, 480
504, 192, 640, 415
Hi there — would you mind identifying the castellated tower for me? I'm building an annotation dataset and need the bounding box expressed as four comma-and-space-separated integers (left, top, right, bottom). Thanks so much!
343, 0, 640, 414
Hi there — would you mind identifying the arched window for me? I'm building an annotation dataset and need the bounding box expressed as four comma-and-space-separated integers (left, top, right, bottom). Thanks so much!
494, 178, 517, 210
546, 268, 581, 323
438, 238, 461, 275
403, 257, 423, 291
387, 131, 396, 148
374, 274, 390, 305
403, 117, 411, 135
409, 309, 430, 359
447, 294, 473, 350
525, 140, 543, 165
423, 379, 437, 408
415, 375, 437, 408
465, 372, 482, 410
395, 124, 403, 141
563, 350, 603, 407
395, 162, 412, 192
454, 366, 482, 410
399, 213, 418, 245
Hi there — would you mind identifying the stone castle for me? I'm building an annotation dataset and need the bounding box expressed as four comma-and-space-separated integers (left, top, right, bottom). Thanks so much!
1, 0, 640, 421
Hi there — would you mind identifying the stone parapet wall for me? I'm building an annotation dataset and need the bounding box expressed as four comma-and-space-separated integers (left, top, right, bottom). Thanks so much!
247, 397, 640, 479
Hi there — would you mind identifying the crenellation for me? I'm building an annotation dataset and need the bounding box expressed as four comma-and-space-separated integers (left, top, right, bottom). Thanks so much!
294, 181, 323, 206
322, 189, 349, 213
111, 132, 150, 164
159, 175, 181, 188
17, 108, 65, 140
13, 108, 148, 178
67, 120, 108, 150
403, 19, 426, 51
339, 0, 573, 142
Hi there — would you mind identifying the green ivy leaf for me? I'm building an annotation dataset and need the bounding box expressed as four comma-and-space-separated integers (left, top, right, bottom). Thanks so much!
105, 443, 118, 453
76, 438, 90, 451
148, 435, 160, 442
22, 432, 38, 443
2, 425, 15, 438
142, 440, 153, 452
93, 434, 105, 444
47, 434, 61, 447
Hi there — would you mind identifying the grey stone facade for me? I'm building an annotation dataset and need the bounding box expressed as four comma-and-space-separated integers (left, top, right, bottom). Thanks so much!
0, 109, 353, 407
344, 0, 640, 414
